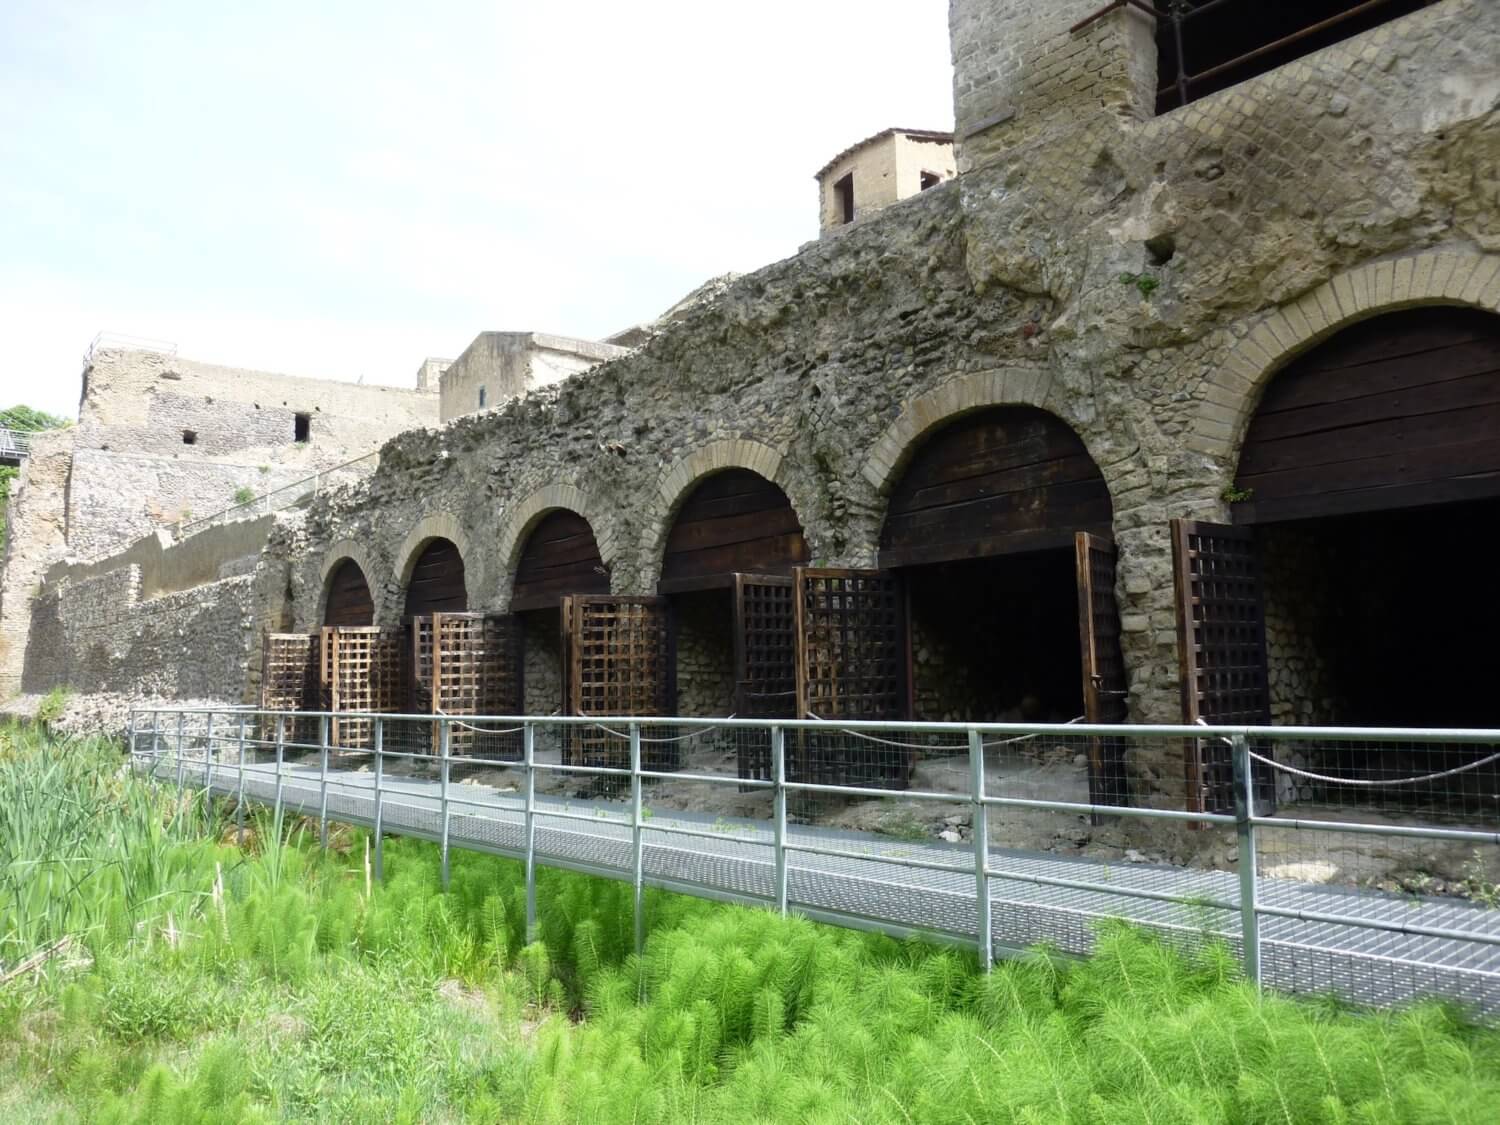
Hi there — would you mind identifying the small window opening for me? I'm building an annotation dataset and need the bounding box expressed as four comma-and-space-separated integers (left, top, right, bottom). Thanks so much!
478, 386, 487, 408
834, 173, 855, 224
1153, 0, 1427, 114
920, 171, 941, 191
294, 413, 311, 443
181, 430, 197, 445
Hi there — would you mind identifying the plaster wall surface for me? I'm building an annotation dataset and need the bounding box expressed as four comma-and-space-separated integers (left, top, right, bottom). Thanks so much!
439, 332, 630, 422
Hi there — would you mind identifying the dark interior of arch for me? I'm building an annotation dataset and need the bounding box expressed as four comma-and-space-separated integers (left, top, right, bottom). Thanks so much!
880, 405, 1112, 569
323, 559, 375, 627
510, 510, 609, 612
1154, 0, 1427, 115
659, 468, 809, 592
402, 537, 467, 620
1235, 306, 1500, 523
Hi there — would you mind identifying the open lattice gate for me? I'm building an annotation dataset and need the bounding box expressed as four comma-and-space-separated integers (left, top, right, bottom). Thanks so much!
411, 612, 524, 764
792, 568, 911, 788
259, 632, 319, 744
320, 625, 406, 753
732, 573, 796, 781
1171, 519, 1273, 814
561, 595, 677, 771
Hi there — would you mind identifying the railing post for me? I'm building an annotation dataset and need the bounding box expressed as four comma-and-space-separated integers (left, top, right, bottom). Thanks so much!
126, 710, 136, 767
236, 712, 247, 843
439, 718, 451, 891
630, 721, 644, 960
1232, 732, 1261, 987
524, 721, 538, 942
273, 719, 286, 822
151, 711, 161, 777
969, 728, 992, 972
202, 711, 215, 825
373, 718, 385, 882
772, 725, 788, 917
318, 715, 330, 851
175, 710, 186, 792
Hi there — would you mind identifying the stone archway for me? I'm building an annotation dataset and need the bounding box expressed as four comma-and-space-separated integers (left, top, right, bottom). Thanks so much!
1189, 248, 1500, 464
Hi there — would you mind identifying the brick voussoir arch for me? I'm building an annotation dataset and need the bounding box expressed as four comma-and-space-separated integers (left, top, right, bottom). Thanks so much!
640, 437, 804, 577
393, 511, 479, 606
1191, 247, 1500, 463
317, 538, 383, 623
860, 366, 1066, 494
494, 481, 621, 596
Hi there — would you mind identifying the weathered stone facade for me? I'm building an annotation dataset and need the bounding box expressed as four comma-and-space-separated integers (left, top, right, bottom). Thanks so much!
7, 0, 1500, 747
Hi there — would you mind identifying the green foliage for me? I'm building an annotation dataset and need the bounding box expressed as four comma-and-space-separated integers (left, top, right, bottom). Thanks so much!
1118, 271, 1161, 299
232, 486, 257, 506
35, 685, 71, 725
1221, 484, 1255, 504
2, 721, 1499, 1123
0, 405, 70, 433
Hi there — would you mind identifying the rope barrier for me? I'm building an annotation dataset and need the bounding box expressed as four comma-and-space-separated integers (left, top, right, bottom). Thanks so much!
801, 712, 1086, 751
583, 715, 739, 744
1249, 748, 1500, 788
433, 711, 525, 736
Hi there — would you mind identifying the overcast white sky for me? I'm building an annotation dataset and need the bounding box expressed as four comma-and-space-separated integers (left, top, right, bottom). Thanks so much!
0, 1, 954, 420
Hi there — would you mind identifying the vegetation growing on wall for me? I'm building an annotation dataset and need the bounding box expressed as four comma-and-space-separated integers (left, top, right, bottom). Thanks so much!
2, 722, 1498, 1122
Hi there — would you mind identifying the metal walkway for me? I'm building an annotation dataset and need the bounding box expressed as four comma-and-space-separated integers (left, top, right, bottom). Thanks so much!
148, 755, 1500, 1018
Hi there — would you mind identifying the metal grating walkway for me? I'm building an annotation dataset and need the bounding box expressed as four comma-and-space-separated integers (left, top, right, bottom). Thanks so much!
152, 758, 1500, 1018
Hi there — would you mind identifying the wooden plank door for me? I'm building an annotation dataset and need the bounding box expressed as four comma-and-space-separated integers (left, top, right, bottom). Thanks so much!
792, 567, 910, 788
733, 573, 796, 781
1075, 533, 1129, 814
561, 595, 676, 770
1170, 519, 1272, 814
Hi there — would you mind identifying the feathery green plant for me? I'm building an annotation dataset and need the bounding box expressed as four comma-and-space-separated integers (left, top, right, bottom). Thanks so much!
2, 720, 1499, 1123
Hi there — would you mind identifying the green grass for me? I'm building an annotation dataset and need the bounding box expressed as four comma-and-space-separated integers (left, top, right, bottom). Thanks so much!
3, 721, 1499, 1122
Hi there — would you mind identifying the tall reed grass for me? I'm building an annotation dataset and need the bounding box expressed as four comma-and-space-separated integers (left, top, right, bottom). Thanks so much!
2, 720, 1498, 1123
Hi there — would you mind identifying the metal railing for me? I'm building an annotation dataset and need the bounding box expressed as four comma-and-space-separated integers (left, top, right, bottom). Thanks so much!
128, 709, 1500, 1017
173, 450, 380, 539
84, 331, 177, 365
0, 429, 33, 461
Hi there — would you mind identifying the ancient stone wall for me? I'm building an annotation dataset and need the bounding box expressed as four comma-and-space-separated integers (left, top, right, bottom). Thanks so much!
671, 591, 736, 718
0, 429, 72, 696
521, 611, 562, 716
21, 565, 253, 702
